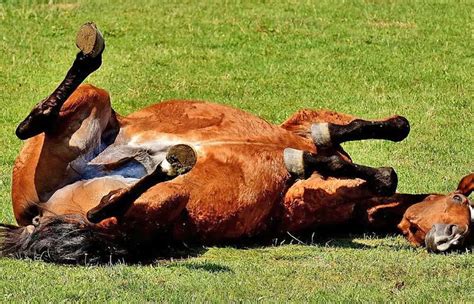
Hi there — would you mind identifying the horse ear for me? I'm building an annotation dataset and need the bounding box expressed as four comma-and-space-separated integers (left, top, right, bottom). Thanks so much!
456, 173, 474, 197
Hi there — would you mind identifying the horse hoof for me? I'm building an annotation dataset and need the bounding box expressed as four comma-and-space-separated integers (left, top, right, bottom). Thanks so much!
371, 167, 398, 196
385, 116, 410, 142
162, 144, 197, 176
76, 22, 105, 58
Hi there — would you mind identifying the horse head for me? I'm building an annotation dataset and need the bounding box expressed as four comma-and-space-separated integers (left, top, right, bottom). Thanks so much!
399, 173, 473, 253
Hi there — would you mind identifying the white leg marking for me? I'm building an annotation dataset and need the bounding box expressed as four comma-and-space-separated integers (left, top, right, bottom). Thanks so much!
283, 148, 305, 176
160, 158, 176, 176
311, 123, 331, 146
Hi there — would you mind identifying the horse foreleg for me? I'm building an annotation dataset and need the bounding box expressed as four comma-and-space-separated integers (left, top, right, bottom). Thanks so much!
12, 83, 116, 225
16, 23, 104, 140
87, 145, 197, 223
284, 148, 397, 196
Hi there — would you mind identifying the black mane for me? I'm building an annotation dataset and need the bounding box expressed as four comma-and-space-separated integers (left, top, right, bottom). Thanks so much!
0, 215, 128, 265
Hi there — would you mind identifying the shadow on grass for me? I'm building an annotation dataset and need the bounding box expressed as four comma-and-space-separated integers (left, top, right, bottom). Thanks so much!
204, 224, 413, 253
0, 220, 412, 267
129, 223, 414, 265
164, 261, 233, 273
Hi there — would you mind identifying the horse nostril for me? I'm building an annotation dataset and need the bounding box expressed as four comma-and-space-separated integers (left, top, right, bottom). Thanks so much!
442, 224, 456, 237
425, 223, 467, 253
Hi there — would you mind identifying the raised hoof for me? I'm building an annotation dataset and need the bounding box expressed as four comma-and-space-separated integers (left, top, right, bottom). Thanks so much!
162, 144, 197, 176
76, 22, 105, 58
283, 148, 305, 177
385, 116, 410, 142
370, 167, 398, 196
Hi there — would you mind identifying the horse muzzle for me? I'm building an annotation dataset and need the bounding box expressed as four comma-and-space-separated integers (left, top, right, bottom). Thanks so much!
425, 223, 469, 253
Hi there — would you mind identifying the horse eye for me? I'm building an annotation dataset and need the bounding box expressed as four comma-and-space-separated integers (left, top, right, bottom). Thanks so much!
452, 194, 464, 204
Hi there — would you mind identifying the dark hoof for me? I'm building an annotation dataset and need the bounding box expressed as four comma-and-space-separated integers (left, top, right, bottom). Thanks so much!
164, 144, 197, 176
370, 167, 398, 196
76, 22, 105, 58
386, 116, 410, 142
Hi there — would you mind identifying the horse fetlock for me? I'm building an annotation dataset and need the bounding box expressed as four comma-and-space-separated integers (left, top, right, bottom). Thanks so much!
311, 123, 332, 147
283, 148, 305, 177
16, 24, 106, 141
87, 145, 196, 224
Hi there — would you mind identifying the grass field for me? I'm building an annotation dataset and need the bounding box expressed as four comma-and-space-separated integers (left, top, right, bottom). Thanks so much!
1, 0, 473, 302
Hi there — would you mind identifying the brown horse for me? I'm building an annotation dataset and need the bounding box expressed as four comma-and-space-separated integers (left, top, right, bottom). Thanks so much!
1, 23, 472, 264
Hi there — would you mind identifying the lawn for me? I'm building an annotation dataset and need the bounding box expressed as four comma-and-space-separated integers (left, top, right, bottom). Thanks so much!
0, 0, 473, 302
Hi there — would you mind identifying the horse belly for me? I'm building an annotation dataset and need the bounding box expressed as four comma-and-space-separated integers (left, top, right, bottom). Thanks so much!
42, 176, 138, 218
172, 144, 290, 242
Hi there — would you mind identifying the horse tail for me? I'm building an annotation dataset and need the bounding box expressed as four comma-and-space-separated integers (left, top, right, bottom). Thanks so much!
0, 215, 128, 265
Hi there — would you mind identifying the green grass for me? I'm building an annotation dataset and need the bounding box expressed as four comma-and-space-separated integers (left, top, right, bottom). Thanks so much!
0, 0, 473, 302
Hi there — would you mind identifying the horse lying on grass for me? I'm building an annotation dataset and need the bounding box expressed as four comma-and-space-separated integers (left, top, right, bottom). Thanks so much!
1, 23, 472, 264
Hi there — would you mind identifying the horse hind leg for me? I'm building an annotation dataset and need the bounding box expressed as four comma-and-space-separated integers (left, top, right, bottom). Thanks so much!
311, 115, 410, 147
284, 148, 397, 196
16, 22, 105, 140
